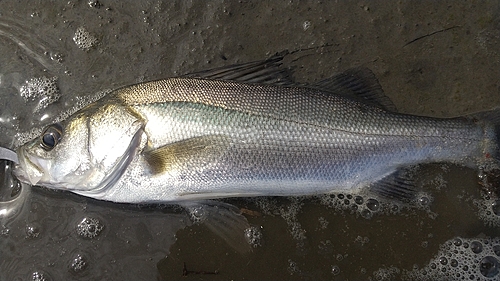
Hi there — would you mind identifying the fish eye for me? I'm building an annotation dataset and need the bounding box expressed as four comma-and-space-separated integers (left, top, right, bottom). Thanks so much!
40, 124, 63, 151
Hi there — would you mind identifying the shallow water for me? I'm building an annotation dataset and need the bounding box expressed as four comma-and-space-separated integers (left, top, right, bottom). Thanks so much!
1, 1, 500, 280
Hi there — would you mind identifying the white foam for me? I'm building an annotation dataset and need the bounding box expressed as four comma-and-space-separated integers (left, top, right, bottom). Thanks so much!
73, 27, 98, 51
405, 237, 500, 280
19, 76, 60, 112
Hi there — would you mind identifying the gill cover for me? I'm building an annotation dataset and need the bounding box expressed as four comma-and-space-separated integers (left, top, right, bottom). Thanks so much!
16, 102, 145, 192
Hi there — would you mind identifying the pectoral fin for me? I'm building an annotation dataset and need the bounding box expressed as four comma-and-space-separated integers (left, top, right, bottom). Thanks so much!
180, 200, 253, 253
144, 135, 229, 175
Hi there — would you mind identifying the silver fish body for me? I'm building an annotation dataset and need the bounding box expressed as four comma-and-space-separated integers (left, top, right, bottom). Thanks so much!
14, 68, 499, 204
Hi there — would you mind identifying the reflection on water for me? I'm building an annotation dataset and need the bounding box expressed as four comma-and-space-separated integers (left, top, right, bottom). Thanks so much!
1, 1, 500, 280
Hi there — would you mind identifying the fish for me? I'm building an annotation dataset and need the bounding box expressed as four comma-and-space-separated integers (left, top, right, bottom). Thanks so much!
13, 56, 500, 206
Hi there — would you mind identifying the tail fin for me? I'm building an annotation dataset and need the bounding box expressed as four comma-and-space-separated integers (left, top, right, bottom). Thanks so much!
470, 107, 500, 196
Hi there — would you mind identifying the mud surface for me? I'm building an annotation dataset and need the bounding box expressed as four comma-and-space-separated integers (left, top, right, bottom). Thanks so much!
1, 1, 500, 280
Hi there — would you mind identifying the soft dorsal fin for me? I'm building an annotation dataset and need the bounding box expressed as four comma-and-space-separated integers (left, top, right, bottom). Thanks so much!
184, 54, 295, 86
312, 67, 398, 112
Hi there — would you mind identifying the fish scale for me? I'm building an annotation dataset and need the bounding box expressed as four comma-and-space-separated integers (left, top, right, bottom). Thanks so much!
14, 64, 497, 204
84, 89, 485, 202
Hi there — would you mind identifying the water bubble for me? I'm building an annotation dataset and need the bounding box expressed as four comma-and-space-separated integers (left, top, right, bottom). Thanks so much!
492, 199, 500, 216
318, 216, 329, 229
287, 259, 300, 275
439, 256, 448, 265
354, 196, 364, 205
76, 217, 104, 239
493, 245, 500, 256
366, 198, 380, 212
338, 194, 344, 199
419, 196, 430, 206
361, 209, 372, 219
26, 224, 40, 238
49, 52, 64, 63
331, 265, 340, 276
453, 238, 462, 246
187, 206, 208, 223
70, 254, 88, 273
1, 227, 10, 236
244, 226, 263, 248
303, 20, 311, 31
450, 259, 458, 267
471, 241, 483, 254
88, 0, 102, 8
480, 256, 500, 278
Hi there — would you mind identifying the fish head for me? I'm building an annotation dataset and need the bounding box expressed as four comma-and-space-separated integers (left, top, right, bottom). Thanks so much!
14, 103, 145, 192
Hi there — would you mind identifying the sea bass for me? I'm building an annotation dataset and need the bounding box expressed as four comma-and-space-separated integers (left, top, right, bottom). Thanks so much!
13, 57, 500, 204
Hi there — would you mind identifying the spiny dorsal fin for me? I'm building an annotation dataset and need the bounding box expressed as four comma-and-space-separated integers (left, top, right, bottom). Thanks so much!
144, 135, 229, 175
183, 54, 295, 86
312, 67, 398, 112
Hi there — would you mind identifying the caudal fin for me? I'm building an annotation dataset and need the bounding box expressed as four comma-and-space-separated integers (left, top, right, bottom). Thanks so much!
470, 107, 500, 195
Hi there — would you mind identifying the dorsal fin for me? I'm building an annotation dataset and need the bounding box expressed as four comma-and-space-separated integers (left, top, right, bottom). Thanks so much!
312, 67, 398, 112
183, 54, 295, 86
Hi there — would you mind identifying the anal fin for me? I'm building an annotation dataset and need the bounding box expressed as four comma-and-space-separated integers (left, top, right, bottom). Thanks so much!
367, 166, 421, 203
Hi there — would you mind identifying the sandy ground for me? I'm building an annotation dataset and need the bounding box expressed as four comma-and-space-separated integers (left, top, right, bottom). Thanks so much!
1, 1, 500, 280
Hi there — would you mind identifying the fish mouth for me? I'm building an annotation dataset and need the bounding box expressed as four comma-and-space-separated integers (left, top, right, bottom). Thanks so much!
13, 148, 44, 186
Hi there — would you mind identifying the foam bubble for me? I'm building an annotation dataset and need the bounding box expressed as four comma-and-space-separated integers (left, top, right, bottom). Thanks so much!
474, 195, 500, 227
317, 216, 329, 229
76, 217, 104, 239
31, 271, 51, 281
186, 206, 208, 224
70, 253, 88, 273
405, 237, 500, 280
19, 76, 60, 112
73, 27, 98, 51
25, 224, 41, 239
244, 226, 263, 248
373, 266, 400, 281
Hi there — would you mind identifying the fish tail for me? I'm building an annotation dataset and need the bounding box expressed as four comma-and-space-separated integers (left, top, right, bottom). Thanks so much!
471, 107, 500, 195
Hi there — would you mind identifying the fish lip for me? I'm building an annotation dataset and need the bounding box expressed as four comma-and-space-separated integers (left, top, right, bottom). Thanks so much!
13, 147, 43, 186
